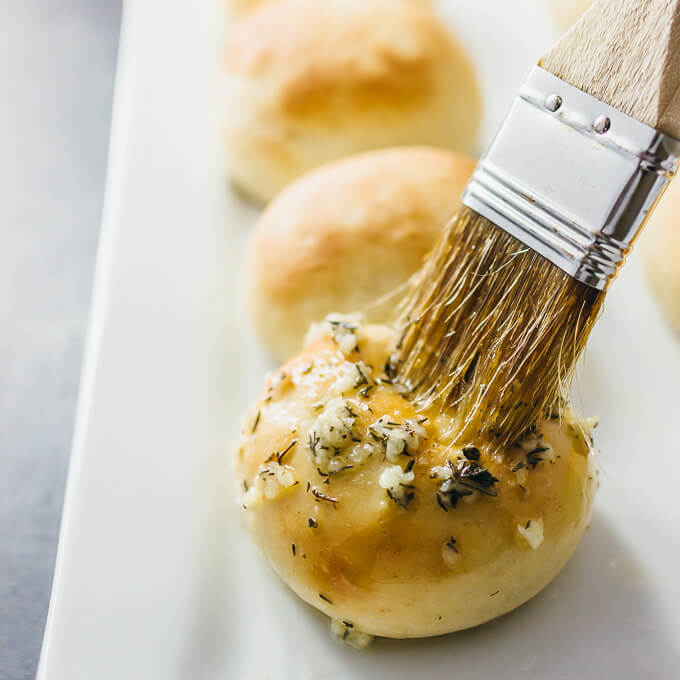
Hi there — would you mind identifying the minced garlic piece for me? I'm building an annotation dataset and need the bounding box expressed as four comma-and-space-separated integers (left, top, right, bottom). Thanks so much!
330, 360, 373, 397
517, 518, 544, 549
430, 461, 473, 508
379, 464, 415, 508
429, 464, 451, 481
308, 397, 357, 468
305, 313, 363, 357
441, 536, 460, 569
430, 454, 499, 509
259, 460, 296, 498
335, 330, 358, 356
368, 416, 425, 462
307, 397, 378, 474
330, 619, 373, 649
327, 443, 374, 472
330, 362, 359, 395
242, 460, 297, 508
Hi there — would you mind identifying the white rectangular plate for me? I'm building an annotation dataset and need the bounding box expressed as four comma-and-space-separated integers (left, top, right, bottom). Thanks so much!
39, 1, 680, 678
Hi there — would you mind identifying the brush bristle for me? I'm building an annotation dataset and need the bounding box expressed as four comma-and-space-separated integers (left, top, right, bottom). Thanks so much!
389, 206, 604, 448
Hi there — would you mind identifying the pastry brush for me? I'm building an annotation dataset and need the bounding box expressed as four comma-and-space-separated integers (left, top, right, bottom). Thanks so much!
390, 0, 680, 446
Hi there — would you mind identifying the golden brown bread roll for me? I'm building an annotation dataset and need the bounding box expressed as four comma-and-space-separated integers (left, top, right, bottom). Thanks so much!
235, 319, 597, 641
225, 0, 431, 19
641, 177, 680, 335
246, 147, 476, 361
224, 0, 263, 18
223, 0, 481, 203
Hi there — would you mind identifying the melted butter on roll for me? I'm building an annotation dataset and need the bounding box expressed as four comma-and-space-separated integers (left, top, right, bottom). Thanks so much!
234, 316, 597, 641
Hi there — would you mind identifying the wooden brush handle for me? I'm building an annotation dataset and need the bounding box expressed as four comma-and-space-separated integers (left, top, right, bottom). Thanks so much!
540, 0, 680, 137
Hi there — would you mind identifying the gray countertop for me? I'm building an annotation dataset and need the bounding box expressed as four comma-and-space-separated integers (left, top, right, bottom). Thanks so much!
0, 2, 121, 677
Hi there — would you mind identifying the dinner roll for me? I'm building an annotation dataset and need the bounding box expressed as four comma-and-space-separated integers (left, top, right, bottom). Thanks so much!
223, 0, 481, 203
225, 0, 431, 19
235, 318, 597, 641
641, 178, 680, 335
225, 0, 265, 18
246, 147, 476, 361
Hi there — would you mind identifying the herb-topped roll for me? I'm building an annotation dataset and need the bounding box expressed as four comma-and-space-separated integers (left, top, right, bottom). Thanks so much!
234, 316, 597, 643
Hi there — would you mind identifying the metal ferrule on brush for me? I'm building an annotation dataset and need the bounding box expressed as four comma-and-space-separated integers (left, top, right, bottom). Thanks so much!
463, 67, 680, 290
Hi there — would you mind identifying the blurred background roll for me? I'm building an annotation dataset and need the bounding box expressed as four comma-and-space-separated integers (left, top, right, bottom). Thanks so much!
225, 0, 431, 19
224, 0, 263, 18
223, 0, 481, 203
246, 146, 475, 360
